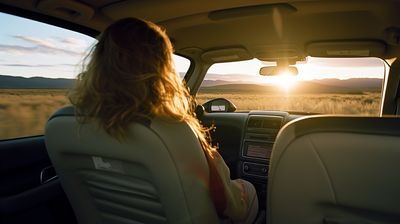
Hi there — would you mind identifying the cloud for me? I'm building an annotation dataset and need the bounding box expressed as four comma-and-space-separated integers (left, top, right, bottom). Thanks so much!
0, 35, 90, 56
0, 44, 36, 54
0, 43, 79, 56
14, 36, 56, 48
61, 37, 89, 48
0, 63, 75, 67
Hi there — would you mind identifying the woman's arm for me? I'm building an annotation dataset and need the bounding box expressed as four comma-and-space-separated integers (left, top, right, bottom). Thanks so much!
210, 152, 259, 223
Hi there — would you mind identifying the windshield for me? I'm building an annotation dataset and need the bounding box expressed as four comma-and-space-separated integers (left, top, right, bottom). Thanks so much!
197, 57, 386, 115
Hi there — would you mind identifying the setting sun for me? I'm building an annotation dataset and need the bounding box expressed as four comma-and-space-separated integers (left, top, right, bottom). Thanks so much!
271, 72, 297, 92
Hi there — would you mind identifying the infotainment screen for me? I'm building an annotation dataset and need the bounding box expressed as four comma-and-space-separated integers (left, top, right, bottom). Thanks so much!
245, 142, 272, 159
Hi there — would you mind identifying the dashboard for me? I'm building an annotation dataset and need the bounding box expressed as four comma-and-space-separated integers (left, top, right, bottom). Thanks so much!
200, 111, 303, 207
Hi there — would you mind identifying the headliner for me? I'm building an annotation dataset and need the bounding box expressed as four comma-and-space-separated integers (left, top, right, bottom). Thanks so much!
1, 0, 400, 61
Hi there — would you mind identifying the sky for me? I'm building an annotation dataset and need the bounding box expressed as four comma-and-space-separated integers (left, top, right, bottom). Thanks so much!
0, 12, 94, 79
0, 12, 386, 82
0, 12, 191, 79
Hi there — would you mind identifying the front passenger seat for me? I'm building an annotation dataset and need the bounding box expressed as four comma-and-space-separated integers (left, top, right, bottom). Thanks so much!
268, 116, 400, 224
45, 106, 219, 224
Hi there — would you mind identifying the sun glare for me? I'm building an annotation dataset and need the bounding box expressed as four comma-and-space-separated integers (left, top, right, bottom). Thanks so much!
272, 72, 297, 92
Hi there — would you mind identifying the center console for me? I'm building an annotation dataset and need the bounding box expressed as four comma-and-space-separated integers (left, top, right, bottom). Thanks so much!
238, 114, 285, 206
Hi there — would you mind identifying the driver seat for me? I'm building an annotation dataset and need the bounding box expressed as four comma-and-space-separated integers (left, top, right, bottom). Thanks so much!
45, 106, 219, 224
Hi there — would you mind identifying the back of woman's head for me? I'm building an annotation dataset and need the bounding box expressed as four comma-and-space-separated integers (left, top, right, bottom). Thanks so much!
97, 18, 174, 85
69, 17, 195, 140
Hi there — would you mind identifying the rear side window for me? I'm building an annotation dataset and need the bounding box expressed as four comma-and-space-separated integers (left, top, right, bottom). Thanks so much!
0, 12, 192, 140
0, 13, 95, 140
174, 54, 191, 79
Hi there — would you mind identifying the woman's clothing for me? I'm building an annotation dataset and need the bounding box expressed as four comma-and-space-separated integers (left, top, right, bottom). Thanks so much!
206, 151, 259, 223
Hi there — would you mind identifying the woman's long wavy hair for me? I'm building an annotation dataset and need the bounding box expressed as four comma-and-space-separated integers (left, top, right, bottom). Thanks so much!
68, 17, 217, 156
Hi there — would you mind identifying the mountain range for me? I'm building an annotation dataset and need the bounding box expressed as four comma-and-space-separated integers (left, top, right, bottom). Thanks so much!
0, 75, 74, 89
0, 74, 382, 93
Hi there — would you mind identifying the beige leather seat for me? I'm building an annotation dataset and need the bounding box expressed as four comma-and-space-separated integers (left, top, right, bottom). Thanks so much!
268, 116, 400, 224
45, 106, 219, 224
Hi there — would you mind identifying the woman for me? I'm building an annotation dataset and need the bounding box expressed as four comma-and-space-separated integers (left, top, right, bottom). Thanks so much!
69, 17, 258, 223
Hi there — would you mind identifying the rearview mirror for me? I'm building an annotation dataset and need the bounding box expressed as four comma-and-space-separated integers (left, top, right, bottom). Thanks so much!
259, 66, 298, 76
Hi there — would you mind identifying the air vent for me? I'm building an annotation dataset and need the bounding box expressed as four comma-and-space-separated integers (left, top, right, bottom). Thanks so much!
247, 133, 278, 142
247, 116, 283, 129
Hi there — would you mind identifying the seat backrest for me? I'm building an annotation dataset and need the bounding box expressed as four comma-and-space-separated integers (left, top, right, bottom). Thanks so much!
268, 116, 400, 224
45, 106, 219, 224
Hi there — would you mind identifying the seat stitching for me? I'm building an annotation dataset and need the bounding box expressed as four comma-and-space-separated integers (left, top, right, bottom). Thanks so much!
308, 135, 338, 204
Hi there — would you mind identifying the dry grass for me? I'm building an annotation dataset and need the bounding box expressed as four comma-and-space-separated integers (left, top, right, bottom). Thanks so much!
0, 89, 381, 140
0, 89, 69, 139
196, 92, 381, 115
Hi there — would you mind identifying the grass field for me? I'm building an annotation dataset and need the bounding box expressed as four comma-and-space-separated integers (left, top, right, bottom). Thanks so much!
0, 89, 70, 140
0, 89, 381, 140
196, 92, 381, 114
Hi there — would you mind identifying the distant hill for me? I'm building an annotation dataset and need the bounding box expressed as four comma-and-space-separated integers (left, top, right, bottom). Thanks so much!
199, 83, 349, 94
200, 84, 271, 93
310, 78, 382, 91
0, 74, 382, 94
200, 79, 233, 87
200, 78, 382, 94
0, 75, 74, 89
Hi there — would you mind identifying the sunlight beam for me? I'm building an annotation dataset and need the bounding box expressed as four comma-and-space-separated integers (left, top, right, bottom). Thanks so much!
272, 71, 297, 92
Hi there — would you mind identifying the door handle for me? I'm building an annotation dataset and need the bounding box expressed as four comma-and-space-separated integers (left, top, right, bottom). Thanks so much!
40, 166, 58, 184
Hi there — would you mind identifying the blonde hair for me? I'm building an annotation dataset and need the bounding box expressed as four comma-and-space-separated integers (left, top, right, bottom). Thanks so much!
68, 17, 217, 156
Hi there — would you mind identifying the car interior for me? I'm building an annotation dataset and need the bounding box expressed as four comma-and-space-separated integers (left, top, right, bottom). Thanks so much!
1, 0, 400, 224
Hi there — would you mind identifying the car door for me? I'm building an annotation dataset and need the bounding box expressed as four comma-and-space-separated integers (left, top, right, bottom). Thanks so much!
0, 10, 96, 224
0, 136, 76, 224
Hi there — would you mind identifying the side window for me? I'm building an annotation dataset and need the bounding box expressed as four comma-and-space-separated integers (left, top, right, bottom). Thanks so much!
173, 54, 191, 79
0, 13, 192, 140
0, 13, 95, 140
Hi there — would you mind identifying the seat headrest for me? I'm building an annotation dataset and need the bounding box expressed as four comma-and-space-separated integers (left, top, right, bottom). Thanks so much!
283, 116, 400, 139
48, 106, 151, 126
48, 106, 75, 121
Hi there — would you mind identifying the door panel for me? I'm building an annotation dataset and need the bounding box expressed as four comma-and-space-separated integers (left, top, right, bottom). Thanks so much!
0, 136, 77, 224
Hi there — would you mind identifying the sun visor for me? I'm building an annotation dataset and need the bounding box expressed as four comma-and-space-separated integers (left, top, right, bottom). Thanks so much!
37, 0, 94, 21
306, 41, 386, 57
254, 48, 299, 61
201, 47, 251, 63
208, 3, 296, 21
